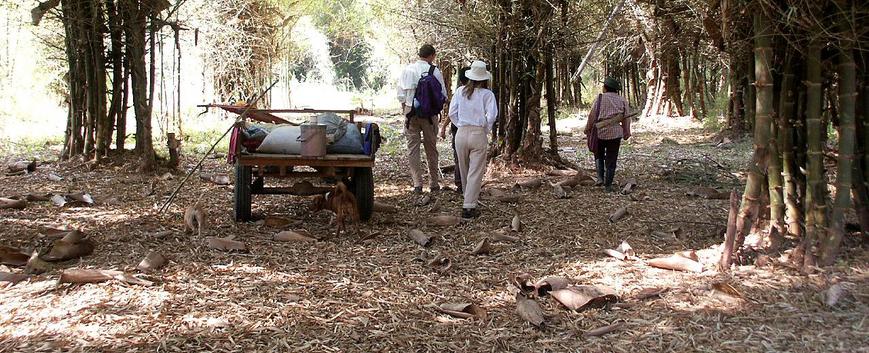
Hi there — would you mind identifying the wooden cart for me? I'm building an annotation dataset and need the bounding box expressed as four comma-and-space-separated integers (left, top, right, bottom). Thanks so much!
206, 105, 377, 222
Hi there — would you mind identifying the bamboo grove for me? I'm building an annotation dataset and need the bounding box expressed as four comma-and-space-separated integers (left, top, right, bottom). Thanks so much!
30, 0, 291, 170
403, 0, 867, 268
26, 0, 869, 267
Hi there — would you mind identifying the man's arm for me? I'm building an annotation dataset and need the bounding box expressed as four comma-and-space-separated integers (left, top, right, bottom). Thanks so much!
584, 95, 600, 134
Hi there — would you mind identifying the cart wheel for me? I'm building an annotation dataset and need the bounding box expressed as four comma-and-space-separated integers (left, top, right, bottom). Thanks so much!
351, 167, 374, 221
234, 164, 252, 222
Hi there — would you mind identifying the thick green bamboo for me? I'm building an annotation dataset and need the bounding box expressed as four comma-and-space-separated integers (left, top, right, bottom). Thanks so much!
803, 39, 827, 270
820, 39, 857, 266
733, 11, 773, 255
768, 106, 785, 238
779, 60, 802, 237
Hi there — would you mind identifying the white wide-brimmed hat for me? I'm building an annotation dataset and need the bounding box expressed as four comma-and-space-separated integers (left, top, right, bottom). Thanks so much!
465, 60, 491, 81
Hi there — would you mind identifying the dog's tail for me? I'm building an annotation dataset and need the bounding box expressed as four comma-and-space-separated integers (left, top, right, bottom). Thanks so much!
336, 181, 349, 193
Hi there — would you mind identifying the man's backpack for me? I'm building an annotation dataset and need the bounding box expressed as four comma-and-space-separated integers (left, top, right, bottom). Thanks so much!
408, 65, 446, 123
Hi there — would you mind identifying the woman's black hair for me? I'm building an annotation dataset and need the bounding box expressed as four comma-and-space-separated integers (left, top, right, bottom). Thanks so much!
458, 66, 471, 85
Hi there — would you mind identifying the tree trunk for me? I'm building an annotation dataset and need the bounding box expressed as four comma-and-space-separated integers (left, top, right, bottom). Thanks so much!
802, 39, 827, 271
779, 53, 802, 237
732, 10, 774, 260
545, 39, 558, 153
121, 0, 156, 171
107, 0, 125, 153
820, 27, 856, 266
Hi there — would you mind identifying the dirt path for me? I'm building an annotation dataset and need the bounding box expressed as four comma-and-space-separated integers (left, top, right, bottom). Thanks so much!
1, 118, 866, 352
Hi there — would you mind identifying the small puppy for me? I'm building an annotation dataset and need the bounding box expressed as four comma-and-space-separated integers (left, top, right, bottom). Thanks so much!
184, 204, 207, 237
310, 181, 359, 236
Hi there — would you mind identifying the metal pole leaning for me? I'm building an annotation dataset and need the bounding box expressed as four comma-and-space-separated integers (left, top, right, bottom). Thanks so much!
158, 80, 279, 214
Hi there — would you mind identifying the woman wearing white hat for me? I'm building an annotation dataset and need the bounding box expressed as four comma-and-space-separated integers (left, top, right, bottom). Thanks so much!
448, 60, 498, 219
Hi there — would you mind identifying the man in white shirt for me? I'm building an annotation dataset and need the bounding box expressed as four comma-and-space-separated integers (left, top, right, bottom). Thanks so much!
397, 44, 448, 194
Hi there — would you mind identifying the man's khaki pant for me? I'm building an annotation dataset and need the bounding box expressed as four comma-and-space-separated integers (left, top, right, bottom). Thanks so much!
405, 111, 440, 189
455, 126, 488, 209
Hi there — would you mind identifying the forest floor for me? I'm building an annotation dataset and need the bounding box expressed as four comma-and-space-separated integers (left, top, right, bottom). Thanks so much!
0, 116, 866, 352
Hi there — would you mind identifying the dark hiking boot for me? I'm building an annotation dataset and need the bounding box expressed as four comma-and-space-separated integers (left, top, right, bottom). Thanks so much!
595, 159, 605, 186
462, 208, 480, 219
604, 163, 617, 192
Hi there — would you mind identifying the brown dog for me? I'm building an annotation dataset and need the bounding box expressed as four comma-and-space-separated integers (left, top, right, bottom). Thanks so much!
310, 181, 360, 236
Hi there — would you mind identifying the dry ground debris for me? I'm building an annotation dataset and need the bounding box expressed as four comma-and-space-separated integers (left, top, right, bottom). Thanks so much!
0, 120, 866, 352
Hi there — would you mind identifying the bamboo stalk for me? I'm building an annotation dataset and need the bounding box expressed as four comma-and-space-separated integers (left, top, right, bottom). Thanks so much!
779, 55, 802, 238
820, 24, 857, 266
732, 11, 774, 258
803, 38, 827, 271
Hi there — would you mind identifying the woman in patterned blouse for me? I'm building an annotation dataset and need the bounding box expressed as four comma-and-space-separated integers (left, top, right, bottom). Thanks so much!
584, 77, 632, 192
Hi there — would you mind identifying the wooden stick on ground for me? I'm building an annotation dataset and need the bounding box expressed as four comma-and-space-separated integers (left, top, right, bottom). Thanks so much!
719, 190, 739, 271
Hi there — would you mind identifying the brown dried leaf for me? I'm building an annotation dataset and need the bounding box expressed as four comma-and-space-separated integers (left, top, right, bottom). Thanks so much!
50, 194, 67, 207
437, 303, 487, 320
553, 184, 571, 199
415, 195, 432, 207
426, 256, 452, 273
200, 173, 231, 185
7, 160, 37, 174
621, 178, 638, 194
556, 174, 594, 188
616, 241, 635, 257
59, 269, 153, 286
534, 276, 570, 297
511, 215, 522, 232
647, 256, 703, 273
0, 272, 29, 287
676, 250, 700, 262
0, 197, 27, 210
516, 294, 545, 327
60, 230, 85, 243
686, 187, 728, 199
0, 246, 30, 266
633, 287, 669, 300
512, 272, 535, 294
43, 237, 95, 262
206, 237, 247, 252
137, 252, 168, 272
823, 283, 846, 307
551, 285, 620, 311
408, 229, 431, 247
712, 282, 744, 299
23, 193, 53, 202
583, 322, 624, 337
603, 249, 627, 261
546, 169, 578, 177
428, 215, 461, 226
493, 229, 520, 242
263, 216, 292, 228
608, 207, 628, 223
373, 201, 398, 213
471, 238, 491, 255
515, 178, 543, 189
65, 192, 94, 205
274, 230, 317, 242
